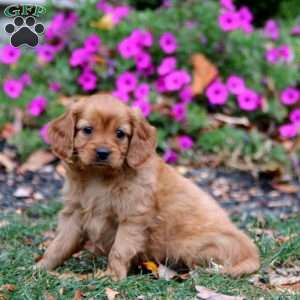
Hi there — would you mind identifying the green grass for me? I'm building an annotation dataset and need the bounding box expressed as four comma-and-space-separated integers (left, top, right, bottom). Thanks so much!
0, 202, 299, 300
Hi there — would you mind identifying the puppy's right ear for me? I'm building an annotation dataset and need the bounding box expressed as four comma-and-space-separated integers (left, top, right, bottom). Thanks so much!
48, 111, 75, 161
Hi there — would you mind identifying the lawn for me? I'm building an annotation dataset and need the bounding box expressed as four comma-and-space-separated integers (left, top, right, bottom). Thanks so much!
0, 201, 299, 300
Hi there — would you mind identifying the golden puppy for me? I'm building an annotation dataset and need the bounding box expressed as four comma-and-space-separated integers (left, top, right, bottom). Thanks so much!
37, 94, 260, 280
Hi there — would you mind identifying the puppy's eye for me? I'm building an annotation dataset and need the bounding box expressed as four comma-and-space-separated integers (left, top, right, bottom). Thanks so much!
116, 128, 125, 139
82, 127, 93, 135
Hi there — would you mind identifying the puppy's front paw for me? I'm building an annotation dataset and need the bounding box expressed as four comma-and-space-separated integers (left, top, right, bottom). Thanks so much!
34, 258, 53, 271
96, 268, 126, 281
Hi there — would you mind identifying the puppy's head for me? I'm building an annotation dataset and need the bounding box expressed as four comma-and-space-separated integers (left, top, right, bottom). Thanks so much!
48, 94, 156, 170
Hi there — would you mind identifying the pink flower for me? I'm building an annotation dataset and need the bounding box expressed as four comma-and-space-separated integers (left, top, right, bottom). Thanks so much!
49, 82, 61, 92
279, 123, 298, 138
157, 57, 176, 76
69, 48, 90, 67
20, 73, 32, 87
165, 70, 191, 92
77, 70, 97, 91
134, 83, 150, 101
290, 25, 300, 36
265, 48, 279, 64
226, 75, 245, 95
111, 6, 130, 24
278, 44, 293, 63
131, 29, 153, 47
159, 32, 177, 54
237, 89, 260, 111
218, 11, 240, 32
118, 37, 140, 59
264, 19, 280, 40
3, 79, 23, 99
280, 87, 300, 105
0, 45, 21, 64
40, 124, 50, 144
206, 81, 228, 105
36, 45, 56, 63
132, 100, 151, 117
171, 103, 186, 122
237, 6, 253, 33
116, 72, 137, 93
220, 0, 235, 11
112, 89, 130, 103
163, 149, 178, 164
84, 34, 101, 53
27, 96, 48, 116
178, 135, 194, 150
155, 78, 167, 93
135, 52, 152, 70
290, 109, 300, 125
179, 86, 193, 103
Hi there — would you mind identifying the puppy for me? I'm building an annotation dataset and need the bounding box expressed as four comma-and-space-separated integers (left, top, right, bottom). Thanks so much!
37, 94, 260, 280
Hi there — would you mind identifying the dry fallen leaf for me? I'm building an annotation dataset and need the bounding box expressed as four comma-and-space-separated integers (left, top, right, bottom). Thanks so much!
48, 271, 91, 281
43, 292, 57, 300
214, 114, 250, 127
105, 288, 119, 300
0, 153, 16, 172
0, 293, 7, 300
269, 274, 300, 286
191, 53, 218, 95
0, 284, 16, 292
158, 264, 177, 281
272, 183, 300, 194
195, 285, 244, 300
73, 289, 84, 300
18, 150, 55, 173
0, 220, 9, 229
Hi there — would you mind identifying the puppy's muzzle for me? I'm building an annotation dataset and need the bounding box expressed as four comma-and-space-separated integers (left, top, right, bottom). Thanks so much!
96, 147, 111, 161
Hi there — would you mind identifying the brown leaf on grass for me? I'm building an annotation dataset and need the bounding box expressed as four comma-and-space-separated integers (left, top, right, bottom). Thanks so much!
269, 274, 300, 286
0, 293, 7, 300
73, 289, 84, 300
44, 292, 57, 300
0, 153, 16, 172
191, 54, 218, 95
48, 271, 91, 281
214, 114, 250, 127
0, 220, 9, 229
18, 150, 55, 173
272, 183, 300, 194
195, 286, 245, 300
105, 288, 119, 300
0, 284, 16, 292
0, 123, 17, 139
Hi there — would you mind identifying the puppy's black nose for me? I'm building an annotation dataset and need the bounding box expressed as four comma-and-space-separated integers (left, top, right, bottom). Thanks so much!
96, 148, 111, 161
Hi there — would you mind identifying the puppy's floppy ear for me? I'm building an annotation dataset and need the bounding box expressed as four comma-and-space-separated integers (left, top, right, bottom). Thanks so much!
48, 111, 76, 161
127, 110, 157, 168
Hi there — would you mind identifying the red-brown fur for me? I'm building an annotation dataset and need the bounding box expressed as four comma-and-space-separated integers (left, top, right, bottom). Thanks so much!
37, 94, 260, 280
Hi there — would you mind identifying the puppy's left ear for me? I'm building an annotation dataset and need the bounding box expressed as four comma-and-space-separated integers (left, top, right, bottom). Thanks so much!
127, 110, 157, 168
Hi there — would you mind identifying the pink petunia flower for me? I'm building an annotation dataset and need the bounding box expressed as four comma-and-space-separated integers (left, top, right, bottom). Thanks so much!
69, 48, 90, 67
171, 103, 186, 122
132, 100, 151, 117
0, 45, 21, 64
49, 82, 61, 92
220, 0, 235, 11
116, 72, 137, 93
265, 48, 279, 64
237, 6, 253, 33
237, 89, 260, 111
163, 149, 178, 164
84, 34, 101, 53
206, 81, 228, 105
36, 45, 56, 63
77, 70, 97, 91
131, 29, 153, 48
135, 52, 152, 70
20, 73, 32, 87
111, 6, 130, 24
40, 124, 50, 144
3, 79, 23, 99
178, 135, 194, 150
280, 87, 300, 105
165, 70, 191, 92
155, 77, 167, 93
112, 89, 130, 103
157, 57, 176, 76
279, 123, 298, 138
179, 86, 193, 103
218, 11, 240, 32
226, 75, 245, 95
278, 44, 293, 63
290, 109, 300, 126
27, 96, 48, 116
118, 36, 141, 59
159, 32, 177, 54
134, 83, 150, 101
264, 19, 280, 40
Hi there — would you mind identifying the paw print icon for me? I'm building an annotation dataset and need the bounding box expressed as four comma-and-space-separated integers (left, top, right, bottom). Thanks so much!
5, 16, 44, 47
